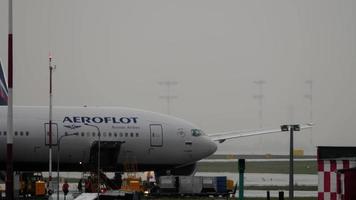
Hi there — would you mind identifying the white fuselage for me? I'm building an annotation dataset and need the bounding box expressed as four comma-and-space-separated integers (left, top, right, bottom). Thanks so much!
0, 106, 217, 172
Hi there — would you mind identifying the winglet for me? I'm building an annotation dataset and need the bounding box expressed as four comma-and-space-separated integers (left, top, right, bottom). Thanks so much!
0, 59, 8, 105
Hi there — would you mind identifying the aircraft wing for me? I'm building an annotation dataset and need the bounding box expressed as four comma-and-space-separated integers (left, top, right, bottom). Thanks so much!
209, 124, 313, 143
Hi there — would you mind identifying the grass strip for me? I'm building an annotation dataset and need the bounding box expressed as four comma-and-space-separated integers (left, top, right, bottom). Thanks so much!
197, 161, 317, 174
245, 185, 317, 191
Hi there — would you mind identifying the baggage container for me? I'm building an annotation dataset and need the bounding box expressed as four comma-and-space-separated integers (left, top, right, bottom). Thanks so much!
159, 176, 175, 188
179, 176, 202, 194
216, 176, 227, 193
202, 176, 217, 193
158, 176, 178, 193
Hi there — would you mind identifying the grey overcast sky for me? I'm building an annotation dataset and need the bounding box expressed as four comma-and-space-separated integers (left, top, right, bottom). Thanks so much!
1, 1, 356, 155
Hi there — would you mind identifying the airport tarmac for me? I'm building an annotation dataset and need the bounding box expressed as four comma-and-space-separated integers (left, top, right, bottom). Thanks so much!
1, 157, 318, 198
38, 172, 317, 198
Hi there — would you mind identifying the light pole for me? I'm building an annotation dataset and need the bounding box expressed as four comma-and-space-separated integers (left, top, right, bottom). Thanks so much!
253, 80, 266, 128
57, 132, 78, 200
84, 123, 101, 199
253, 80, 266, 154
280, 124, 300, 200
305, 80, 314, 146
48, 54, 55, 193
158, 81, 178, 115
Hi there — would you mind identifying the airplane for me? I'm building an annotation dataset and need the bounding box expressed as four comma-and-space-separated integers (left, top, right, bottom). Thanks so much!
0, 61, 312, 176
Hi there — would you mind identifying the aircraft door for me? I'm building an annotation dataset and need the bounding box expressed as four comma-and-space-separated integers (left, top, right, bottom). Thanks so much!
150, 124, 163, 147
44, 123, 58, 146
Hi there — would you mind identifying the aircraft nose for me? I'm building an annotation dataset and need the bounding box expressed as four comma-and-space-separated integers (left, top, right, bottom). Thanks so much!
206, 138, 217, 156
192, 137, 218, 161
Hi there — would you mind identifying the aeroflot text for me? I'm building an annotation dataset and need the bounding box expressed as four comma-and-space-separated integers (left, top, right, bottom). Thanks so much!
63, 116, 138, 124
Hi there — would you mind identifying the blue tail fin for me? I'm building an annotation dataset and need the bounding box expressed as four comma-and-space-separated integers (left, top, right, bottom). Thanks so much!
0, 60, 8, 105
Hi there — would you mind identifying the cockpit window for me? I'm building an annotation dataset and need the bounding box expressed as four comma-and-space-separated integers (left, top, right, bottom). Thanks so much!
191, 129, 204, 137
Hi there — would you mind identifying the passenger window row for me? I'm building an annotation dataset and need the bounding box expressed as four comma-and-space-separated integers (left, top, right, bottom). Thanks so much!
0, 131, 30, 136
64, 132, 140, 138
0, 131, 139, 138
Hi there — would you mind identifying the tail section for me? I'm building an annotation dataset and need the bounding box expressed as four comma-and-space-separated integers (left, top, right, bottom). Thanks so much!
0, 60, 8, 105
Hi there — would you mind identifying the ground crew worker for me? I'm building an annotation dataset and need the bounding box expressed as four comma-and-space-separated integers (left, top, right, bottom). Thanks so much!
148, 172, 156, 188
62, 180, 69, 197
85, 177, 92, 193
77, 179, 83, 193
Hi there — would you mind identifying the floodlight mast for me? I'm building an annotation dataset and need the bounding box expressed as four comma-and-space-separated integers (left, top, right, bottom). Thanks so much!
158, 81, 178, 115
281, 124, 300, 200
253, 80, 266, 128
48, 54, 55, 193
